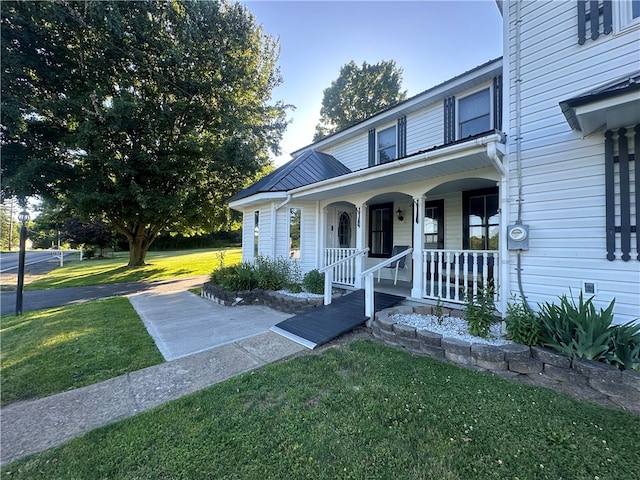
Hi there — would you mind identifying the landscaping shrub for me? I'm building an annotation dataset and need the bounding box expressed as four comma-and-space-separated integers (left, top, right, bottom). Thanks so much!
535, 291, 640, 370
463, 286, 497, 338
302, 269, 324, 294
210, 256, 302, 292
505, 295, 540, 346
608, 320, 640, 371
538, 291, 615, 362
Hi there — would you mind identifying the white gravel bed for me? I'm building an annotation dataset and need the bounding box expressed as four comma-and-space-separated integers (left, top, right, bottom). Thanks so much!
277, 290, 324, 299
393, 313, 511, 346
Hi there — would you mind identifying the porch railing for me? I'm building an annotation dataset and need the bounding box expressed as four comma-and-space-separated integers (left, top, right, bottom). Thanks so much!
423, 249, 498, 304
361, 247, 413, 320
323, 248, 361, 286
320, 248, 369, 305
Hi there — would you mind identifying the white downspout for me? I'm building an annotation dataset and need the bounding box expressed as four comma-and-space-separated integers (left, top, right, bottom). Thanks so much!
514, 0, 532, 312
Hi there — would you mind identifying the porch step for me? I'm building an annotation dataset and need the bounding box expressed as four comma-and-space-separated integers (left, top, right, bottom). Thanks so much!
270, 290, 404, 349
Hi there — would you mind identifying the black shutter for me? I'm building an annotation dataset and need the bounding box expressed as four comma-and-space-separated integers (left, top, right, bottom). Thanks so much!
368, 128, 376, 167
493, 75, 503, 131
444, 96, 456, 144
603, 0, 612, 34
578, 1, 587, 44
618, 128, 631, 261
605, 126, 638, 262
578, 1, 612, 45
605, 130, 615, 260
635, 125, 640, 260
590, 0, 600, 40
397, 116, 407, 158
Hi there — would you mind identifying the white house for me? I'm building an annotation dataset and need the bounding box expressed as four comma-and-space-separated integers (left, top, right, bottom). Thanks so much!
229, 0, 639, 324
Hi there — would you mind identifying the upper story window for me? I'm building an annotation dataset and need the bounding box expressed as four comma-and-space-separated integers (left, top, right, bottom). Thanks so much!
444, 76, 501, 145
377, 126, 396, 164
614, 0, 640, 32
368, 116, 406, 167
458, 89, 491, 139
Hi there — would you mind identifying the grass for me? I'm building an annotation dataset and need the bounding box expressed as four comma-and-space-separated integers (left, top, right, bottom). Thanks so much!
3, 340, 639, 479
0, 298, 164, 406
25, 248, 242, 290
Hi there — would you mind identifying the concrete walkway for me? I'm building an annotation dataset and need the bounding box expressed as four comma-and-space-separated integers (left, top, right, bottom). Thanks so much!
129, 287, 293, 361
0, 278, 306, 466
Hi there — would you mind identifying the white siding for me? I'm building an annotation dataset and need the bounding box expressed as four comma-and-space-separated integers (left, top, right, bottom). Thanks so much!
506, 1, 640, 323
406, 105, 443, 154
325, 135, 368, 171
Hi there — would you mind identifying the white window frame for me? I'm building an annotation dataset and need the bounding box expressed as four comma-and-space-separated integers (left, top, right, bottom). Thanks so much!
456, 85, 493, 140
253, 210, 260, 258
288, 206, 302, 260
614, 0, 640, 33
376, 124, 397, 165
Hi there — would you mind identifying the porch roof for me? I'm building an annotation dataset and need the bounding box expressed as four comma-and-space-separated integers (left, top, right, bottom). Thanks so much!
288, 131, 506, 201
228, 150, 351, 207
559, 71, 640, 134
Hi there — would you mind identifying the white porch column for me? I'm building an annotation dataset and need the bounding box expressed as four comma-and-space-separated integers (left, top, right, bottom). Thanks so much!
411, 195, 425, 298
354, 203, 367, 289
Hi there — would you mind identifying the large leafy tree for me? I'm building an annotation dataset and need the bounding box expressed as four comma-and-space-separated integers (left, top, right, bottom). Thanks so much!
314, 60, 406, 141
1, 0, 288, 265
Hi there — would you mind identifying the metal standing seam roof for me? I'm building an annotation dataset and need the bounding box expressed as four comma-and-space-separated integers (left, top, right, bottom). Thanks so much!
561, 71, 640, 108
228, 149, 352, 202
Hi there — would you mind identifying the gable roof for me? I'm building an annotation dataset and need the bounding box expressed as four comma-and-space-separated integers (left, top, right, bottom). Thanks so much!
228, 150, 351, 202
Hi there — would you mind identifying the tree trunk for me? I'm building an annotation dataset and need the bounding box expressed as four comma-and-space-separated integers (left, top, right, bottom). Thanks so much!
111, 220, 161, 267
128, 238, 148, 267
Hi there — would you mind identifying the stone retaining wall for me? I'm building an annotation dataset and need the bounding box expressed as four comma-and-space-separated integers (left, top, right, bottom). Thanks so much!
201, 282, 324, 314
373, 305, 640, 415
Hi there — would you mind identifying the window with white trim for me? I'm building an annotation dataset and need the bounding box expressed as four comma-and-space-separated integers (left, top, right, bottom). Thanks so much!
458, 88, 491, 139
377, 125, 397, 164
253, 210, 259, 257
615, 0, 640, 31
289, 207, 301, 259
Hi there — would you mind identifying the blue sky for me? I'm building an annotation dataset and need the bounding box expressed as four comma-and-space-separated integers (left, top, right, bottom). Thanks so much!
242, 0, 504, 166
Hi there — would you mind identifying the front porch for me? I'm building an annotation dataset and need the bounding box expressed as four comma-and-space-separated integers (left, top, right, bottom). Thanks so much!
322, 247, 499, 307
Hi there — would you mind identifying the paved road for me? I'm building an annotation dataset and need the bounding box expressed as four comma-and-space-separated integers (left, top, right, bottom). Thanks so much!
0, 277, 208, 316
0, 250, 77, 272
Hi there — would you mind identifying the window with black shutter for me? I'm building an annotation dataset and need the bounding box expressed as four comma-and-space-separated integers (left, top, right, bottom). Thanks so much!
367, 117, 407, 167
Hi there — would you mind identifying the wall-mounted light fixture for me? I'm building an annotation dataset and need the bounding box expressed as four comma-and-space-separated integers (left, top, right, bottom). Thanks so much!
396, 209, 403, 222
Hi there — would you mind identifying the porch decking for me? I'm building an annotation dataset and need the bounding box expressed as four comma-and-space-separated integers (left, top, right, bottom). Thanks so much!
270, 290, 404, 349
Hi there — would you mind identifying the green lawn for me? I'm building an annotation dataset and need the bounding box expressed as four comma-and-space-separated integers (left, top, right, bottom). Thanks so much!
0, 298, 164, 406
3, 340, 639, 479
26, 248, 242, 290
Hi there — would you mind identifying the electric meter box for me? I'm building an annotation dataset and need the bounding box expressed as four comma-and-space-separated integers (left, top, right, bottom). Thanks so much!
507, 224, 530, 250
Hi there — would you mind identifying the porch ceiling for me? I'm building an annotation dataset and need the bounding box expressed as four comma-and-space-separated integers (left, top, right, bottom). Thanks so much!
290, 134, 503, 201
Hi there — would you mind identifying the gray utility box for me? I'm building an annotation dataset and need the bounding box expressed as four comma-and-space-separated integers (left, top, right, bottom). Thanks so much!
507, 224, 530, 250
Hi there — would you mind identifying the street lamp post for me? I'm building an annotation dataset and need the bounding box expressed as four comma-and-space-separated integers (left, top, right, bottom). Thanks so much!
15, 209, 30, 316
